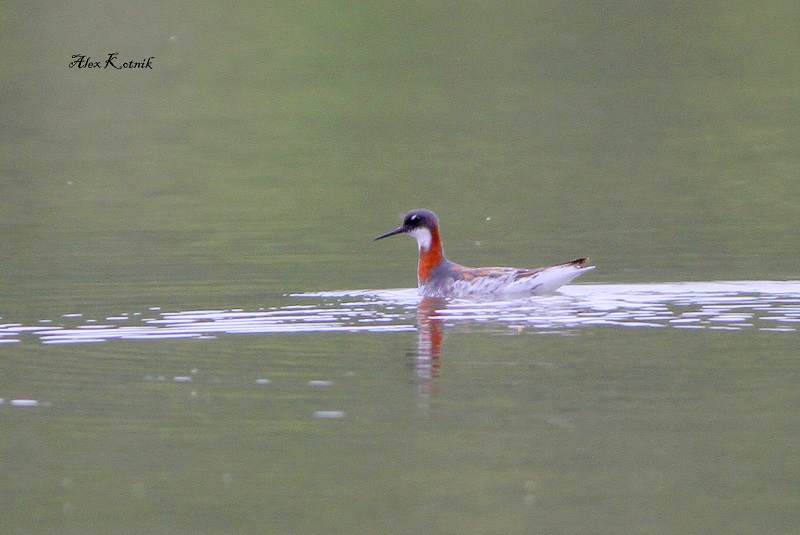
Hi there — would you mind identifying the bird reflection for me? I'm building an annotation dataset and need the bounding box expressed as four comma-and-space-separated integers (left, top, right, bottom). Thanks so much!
414, 296, 447, 408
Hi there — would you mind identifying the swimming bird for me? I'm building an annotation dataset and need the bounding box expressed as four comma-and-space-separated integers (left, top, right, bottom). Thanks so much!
374, 209, 594, 298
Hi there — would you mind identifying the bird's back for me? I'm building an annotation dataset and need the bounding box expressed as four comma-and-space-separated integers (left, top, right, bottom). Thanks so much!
420, 258, 593, 298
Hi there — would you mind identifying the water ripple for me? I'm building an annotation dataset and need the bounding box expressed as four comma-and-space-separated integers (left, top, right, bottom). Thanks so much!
0, 281, 797, 344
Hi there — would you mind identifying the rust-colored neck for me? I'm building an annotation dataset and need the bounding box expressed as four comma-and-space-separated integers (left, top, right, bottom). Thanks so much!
417, 226, 444, 284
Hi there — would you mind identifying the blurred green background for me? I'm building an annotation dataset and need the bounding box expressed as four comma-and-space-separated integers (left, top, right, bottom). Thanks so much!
2, 1, 798, 321
2, 3, 799, 535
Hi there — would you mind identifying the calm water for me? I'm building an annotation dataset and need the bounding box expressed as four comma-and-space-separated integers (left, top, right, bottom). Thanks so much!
2, 283, 798, 534
2, 2, 799, 534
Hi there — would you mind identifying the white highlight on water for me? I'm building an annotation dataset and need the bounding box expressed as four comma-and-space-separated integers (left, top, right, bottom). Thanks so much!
0, 281, 797, 344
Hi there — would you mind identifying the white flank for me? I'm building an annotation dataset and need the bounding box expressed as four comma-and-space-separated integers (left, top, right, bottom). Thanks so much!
503, 264, 595, 296
423, 263, 595, 298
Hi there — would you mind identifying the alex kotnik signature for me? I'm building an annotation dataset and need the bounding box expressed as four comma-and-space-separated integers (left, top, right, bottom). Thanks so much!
69, 53, 154, 69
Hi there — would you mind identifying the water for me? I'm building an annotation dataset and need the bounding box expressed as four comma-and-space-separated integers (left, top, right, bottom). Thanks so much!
3, 2, 800, 534
2, 282, 798, 346
2, 283, 799, 534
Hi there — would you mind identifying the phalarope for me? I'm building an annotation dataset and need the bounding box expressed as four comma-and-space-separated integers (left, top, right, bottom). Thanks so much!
375, 209, 594, 298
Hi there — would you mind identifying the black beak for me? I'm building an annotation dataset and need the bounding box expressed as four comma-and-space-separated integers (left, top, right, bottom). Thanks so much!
374, 225, 409, 241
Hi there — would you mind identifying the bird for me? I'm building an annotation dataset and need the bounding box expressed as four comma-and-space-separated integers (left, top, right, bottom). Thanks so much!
374, 209, 594, 298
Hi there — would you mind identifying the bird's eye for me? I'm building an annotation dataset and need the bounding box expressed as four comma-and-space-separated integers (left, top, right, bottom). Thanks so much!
408, 215, 419, 224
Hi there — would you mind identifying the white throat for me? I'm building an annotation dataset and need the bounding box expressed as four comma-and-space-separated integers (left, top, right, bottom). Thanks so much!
408, 227, 432, 251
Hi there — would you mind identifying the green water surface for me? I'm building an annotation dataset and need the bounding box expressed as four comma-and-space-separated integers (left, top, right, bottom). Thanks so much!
2, 2, 799, 534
